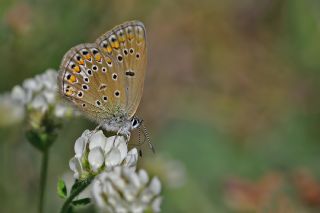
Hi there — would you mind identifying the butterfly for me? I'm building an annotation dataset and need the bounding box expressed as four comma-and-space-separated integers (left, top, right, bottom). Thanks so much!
58, 21, 147, 140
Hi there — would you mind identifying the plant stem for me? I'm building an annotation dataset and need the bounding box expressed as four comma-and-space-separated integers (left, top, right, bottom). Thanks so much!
39, 148, 49, 213
60, 177, 94, 213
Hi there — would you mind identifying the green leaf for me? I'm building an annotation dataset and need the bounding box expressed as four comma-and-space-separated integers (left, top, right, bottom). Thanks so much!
26, 130, 45, 151
72, 198, 91, 206
57, 179, 68, 199
70, 180, 82, 195
60, 176, 94, 213
70, 177, 92, 195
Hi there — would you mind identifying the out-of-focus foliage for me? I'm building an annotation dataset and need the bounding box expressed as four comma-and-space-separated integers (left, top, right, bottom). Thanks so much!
1, 0, 320, 212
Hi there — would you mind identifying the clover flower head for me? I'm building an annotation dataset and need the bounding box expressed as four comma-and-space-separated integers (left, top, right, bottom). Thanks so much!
10, 69, 75, 118
69, 129, 139, 179
92, 167, 162, 213
0, 93, 24, 126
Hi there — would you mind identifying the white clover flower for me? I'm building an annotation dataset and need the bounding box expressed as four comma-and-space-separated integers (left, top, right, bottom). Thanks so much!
69, 129, 139, 179
10, 69, 76, 118
0, 93, 24, 126
143, 155, 187, 189
92, 167, 162, 213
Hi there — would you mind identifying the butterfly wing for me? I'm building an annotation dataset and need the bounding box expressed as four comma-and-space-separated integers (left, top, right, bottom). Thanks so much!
95, 20, 147, 118
58, 21, 147, 123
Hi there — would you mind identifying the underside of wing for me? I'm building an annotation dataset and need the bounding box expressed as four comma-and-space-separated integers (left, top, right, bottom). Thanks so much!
58, 21, 147, 123
95, 20, 147, 118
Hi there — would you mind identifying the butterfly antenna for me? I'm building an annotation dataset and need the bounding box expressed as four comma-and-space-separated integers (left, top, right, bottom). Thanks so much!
142, 123, 155, 154
137, 126, 144, 157
138, 125, 142, 145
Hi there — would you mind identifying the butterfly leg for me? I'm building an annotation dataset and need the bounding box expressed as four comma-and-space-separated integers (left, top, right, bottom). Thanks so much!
93, 123, 103, 133
117, 128, 131, 141
109, 127, 131, 147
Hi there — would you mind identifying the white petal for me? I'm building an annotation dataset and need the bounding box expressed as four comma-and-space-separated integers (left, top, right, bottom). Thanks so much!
23, 78, 41, 92
116, 138, 128, 162
113, 166, 122, 176
113, 201, 128, 213
123, 148, 138, 168
151, 197, 162, 212
30, 95, 47, 111
92, 179, 106, 208
138, 169, 149, 185
81, 129, 92, 138
89, 130, 107, 150
108, 135, 127, 150
98, 172, 109, 182
108, 171, 126, 191
88, 147, 104, 172
123, 186, 138, 202
74, 136, 87, 158
140, 189, 153, 203
104, 136, 116, 153
130, 202, 145, 213
149, 177, 162, 195
124, 168, 141, 189
114, 135, 126, 146
42, 70, 57, 89
54, 104, 67, 118
104, 181, 118, 196
105, 148, 121, 169
24, 89, 33, 104
0, 94, 25, 126
11, 86, 26, 104
43, 90, 55, 104
69, 157, 82, 179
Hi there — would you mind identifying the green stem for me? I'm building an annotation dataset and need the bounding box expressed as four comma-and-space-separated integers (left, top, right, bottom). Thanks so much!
60, 177, 94, 213
39, 148, 49, 213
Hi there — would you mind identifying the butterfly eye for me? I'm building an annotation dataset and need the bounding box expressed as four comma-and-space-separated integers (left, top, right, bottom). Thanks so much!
131, 118, 141, 129
123, 49, 128, 55
136, 53, 140, 59
129, 48, 134, 54
102, 67, 107, 73
103, 96, 108, 102
96, 100, 101, 106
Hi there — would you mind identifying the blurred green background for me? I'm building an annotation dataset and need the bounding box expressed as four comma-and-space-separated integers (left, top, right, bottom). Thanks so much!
1, 0, 320, 212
